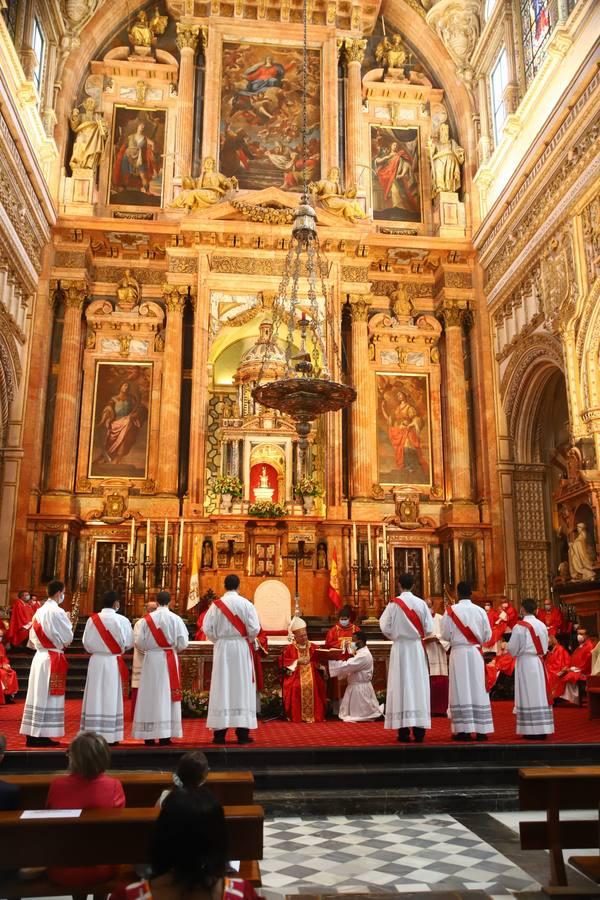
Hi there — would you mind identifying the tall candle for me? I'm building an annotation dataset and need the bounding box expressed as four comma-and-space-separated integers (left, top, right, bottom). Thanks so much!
146, 518, 150, 559
163, 517, 168, 558
129, 517, 135, 558
352, 522, 357, 565
367, 524, 372, 564
382, 523, 387, 562
178, 517, 184, 560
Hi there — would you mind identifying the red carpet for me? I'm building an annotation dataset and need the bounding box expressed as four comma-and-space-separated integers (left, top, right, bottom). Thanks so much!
1, 700, 598, 751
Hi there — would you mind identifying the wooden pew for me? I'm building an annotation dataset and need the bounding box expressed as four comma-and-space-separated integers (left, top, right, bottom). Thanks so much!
2, 770, 254, 809
519, 766, 600, 891
0, 805, 263, 898
568, 801, 600, 886
588, 675, 600, 719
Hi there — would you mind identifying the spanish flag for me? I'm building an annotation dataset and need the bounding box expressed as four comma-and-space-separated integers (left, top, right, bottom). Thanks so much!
328, 546, 342, 610
187, 539, 200, 610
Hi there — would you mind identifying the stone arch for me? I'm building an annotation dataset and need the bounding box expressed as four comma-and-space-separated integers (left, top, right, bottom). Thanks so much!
577, 276, 600, 411
0, 334, 18, 447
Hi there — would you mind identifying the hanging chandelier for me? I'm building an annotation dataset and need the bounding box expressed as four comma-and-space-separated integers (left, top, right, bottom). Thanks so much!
251, 0, 356, 449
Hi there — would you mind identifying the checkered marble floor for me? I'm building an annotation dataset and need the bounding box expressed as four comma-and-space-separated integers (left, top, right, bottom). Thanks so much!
260, 815, 539, 896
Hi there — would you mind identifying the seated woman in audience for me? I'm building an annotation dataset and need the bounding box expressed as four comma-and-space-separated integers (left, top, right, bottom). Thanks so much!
46, 730, 125, 888
111, 788, 259, 900
157, 750, 209, 806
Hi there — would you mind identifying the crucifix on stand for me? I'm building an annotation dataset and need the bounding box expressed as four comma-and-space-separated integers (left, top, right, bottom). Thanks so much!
282, 540, 313, 617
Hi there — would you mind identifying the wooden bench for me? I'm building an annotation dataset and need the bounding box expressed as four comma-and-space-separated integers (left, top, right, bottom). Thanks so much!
519, 766, 600, 892
2, 770, 254, 809
0, 805, 263, 898
588, 675, 600, 719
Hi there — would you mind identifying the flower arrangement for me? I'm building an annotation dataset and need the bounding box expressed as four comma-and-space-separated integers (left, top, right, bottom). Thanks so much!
248, 500, 287, 518
211, 474, 243, 498
182, 689, 210, 718
259, 689, 283, 719
294, 476, 323, 498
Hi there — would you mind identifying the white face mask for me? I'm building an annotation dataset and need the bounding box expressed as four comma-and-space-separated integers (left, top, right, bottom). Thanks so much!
351, 642, 361, 652
544, 605, 552, 611
58, 593, 65, 605
339, 619, 350, 627
577, 634, 585, 644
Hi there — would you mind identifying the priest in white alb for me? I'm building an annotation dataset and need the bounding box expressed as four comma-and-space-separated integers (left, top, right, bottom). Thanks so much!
80, 590, 134, 744
379, 572, 433, 742
441, 581, 494, 741
132, 590, 189, 745
329, 630, 383, 722
131, 599, 158, 717
507, 597, 554, 739
20, 580, 73, 747
204, 573, 261, 745
424, 597, 450, 716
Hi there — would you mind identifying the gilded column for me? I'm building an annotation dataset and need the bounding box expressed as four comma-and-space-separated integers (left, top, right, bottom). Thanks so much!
187, 254, 210, 509
349, 294, 374, 499
175, 24, 203, 178
158, 285, 187, 494
343, 38, 367, 192
47, 281, 87, 492
437, 299, 472, 502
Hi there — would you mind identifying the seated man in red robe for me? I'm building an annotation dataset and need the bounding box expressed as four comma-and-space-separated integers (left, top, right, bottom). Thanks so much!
324, 606, 359, 715
0, 642, 18, 704
545, 633, 572, 702
489, 599, 518, 645
7, 591, 34, 648
536, 599, 563, 637
282, 617, 328, 723
482, 601, 499, 649
560, 628, 596, 705
487, 641, 515, 693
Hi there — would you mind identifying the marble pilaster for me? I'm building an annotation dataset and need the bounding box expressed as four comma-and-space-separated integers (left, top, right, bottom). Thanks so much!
349, 294, 374, 500
343, 39, 366, 192
437, 298, 472, 503
175, 24, 202, 178
157, 285, 187, 494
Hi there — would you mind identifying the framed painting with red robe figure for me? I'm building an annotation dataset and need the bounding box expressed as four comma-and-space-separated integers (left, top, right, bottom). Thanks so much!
370, 125, 421, 222
376, 372, 432, 486
109, 106, 166, 208
89, 361, 151, 479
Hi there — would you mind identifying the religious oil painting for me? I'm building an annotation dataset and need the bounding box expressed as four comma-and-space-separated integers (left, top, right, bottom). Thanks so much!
89, 362, 151, 479
376, 373, 431, 486
109, 106, 166, 208
370, 125, 421, 222
219, 40, 321, 191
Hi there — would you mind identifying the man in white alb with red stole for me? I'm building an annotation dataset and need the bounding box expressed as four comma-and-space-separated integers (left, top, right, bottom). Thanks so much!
20, 580, 73, 747
379, 572, 433, 743
441, 581, 494, 741
132, 590, 189, 745
204, 574, 261, 745
81, 591, 134, 744
507, 598, 554, 739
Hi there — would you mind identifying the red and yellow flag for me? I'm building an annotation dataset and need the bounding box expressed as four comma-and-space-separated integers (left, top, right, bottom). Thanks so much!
328, 546, 342, 610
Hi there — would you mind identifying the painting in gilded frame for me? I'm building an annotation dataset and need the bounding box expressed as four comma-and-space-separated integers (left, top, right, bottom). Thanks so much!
89, 362, 152, 479
370, 125, 421, 222
108, 106, 166, 208
376, 373, 431, 486
219, 40, 321, 191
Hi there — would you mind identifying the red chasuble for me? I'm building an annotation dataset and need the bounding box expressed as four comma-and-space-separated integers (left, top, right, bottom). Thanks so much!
324, 623, 358, 702
194, 608, 208, 640
282, 642, 327, 723
536, 607, 564, 636
0, 643, 18, 698
545, 643, 571, 698
562, 639, 595, 683
7, 598, 33, 647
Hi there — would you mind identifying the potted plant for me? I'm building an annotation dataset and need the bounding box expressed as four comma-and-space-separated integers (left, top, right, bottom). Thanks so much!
295, 475, 323, 514
212, 474, 243, 513
248, 500, 287, 518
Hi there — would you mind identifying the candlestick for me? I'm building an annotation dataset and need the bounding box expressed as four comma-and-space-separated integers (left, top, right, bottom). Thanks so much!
352, 522, 357, 566
146, 518, 151, 555
178, 517, 184, 559
164, 517, 168, 547
381, 14, 386, 36
367, 524, 372, 564
130, 517, 135, 557
382, 523, 387, 562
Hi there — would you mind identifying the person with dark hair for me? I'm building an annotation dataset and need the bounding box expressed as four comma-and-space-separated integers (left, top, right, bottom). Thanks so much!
507, 598, 554, 739
157, 750, 209, 806
204, 576, 261, 744
131, 600, 158, 717
81, 591, 134, 744
20, 580, 73, 747
441, 581, 494, 741
379, 572, 433, 742
7, 589, 34, 648
554, 626, 596, 705
329, 631, 383, 722
132, 591, 189, 746
324, 605, 360, 714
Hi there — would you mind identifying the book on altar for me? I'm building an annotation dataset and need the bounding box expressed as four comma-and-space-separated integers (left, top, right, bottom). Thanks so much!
21, 809, 82, 819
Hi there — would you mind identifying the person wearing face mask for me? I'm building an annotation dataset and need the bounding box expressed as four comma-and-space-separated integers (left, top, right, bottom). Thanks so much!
19, 580, 73, 747
328, 631, 383, 722
282, 616, 328, 723
545, 633, 572, 702
80, 590, 134, 744
324, 606, 359, 715
536, 599, 563, 637
488, 597, 518, 647
559, 627, 596, 704
7, 590, 35, 648
482, 601, 499, 649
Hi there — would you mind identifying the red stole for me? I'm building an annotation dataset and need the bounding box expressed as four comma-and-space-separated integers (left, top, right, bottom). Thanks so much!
214, 598, 255, 684
446, 605, 489, 692
391, 596, 424, 638
144, 614, 182, 702
515, 620, 552, 703
32, 619, 68, 696
91, 613, 129, 698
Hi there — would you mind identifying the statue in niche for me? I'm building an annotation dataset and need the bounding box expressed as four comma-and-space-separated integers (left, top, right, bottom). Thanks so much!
128, 8, 168, 56
222, 396, 236, 420
316, 542, 327, 570
568, 522, 597, 581
427, 123, 465, 197
375, 33, 409, 73
308, 167, 366, 224
116, 269, 141, 310
389, 284, 414, 320
69, 98, 109, 172
170, 158, 238, 212
201, 538, 214, 569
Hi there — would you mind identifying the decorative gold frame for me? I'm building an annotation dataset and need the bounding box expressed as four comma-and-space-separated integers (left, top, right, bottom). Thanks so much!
375, 371, 432, 487
369, 124, 423, 224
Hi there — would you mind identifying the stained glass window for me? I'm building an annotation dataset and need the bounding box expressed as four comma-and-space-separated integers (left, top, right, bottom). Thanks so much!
520, 0, 553, 84
490, 48, 508, 145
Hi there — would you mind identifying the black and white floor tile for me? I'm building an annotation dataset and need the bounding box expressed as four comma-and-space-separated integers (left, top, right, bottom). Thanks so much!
260, 814, 539, 896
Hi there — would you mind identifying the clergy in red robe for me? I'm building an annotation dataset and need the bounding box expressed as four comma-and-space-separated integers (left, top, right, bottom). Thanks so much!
486, 642, 515, 691
282, 617, 328, 723
489, 599, 518, 644
482, 602, 499, 649
324, 606, 359, 713
0, 642, 18, 703
7, 591, 34, 647
562, 629, 595, 685
195, 607, 208, 640
252, 629, 268, 692
545, 633, 572, 700
536, 600, 563, 636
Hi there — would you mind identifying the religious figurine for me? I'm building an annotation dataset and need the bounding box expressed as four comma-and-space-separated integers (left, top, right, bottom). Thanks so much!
389, 284, 414, 320
69, 98, 109, 172
568, 522, 597, 581
316, 542, 327, 570
201, 538, 213, 569
375, 33, 409, 73
308, 168, 366, 224
128, 8, 168, 55
170, 158, 238, 212
427, 123, 465, 197
116, 269, 141, 309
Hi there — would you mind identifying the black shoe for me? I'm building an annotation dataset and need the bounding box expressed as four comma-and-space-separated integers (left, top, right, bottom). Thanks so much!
412, 727, 425, 743
397, 728, 411, 742
26, 735, 41, 747
475, 734, 488, 742
144, 739, 156, 746
5, 695, 15, 704
452, 732, 472, 741
158, 738, 172, 746
522, 734, 547, 740
213, 729, 227, 745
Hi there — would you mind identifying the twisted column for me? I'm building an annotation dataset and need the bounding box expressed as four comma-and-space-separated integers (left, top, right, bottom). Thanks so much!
343, 39, 367, 192
349, 295, 375, 499
157, 285, 187, 494
175, 24, 203, 178
47, 281, 87, 492
437, 299, 472, 501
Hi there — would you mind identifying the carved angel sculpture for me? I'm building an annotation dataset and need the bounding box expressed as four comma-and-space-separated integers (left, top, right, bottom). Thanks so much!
308, 167, 366, 223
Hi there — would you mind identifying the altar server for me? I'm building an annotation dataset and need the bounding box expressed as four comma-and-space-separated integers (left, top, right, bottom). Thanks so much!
132, 591, 189, 745
131, 600, 158, 717
441, 581, 494, 741
380, 573, 433, 743
204, 574, 260, 745
424, 597, 450, 716
329, 631, 383, 722
20, 581, 73, 747
507, 598, 553, 738
81, 591, 134, 744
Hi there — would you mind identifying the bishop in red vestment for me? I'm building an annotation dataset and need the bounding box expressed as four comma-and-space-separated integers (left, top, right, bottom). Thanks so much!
0, 642, 18, 703
536, 600, 563, 636
7, 591, 34, 647
489, 600, 518, 645
282, 617, 328, 723
545, 634, 572, 700
483, 602, 499, 649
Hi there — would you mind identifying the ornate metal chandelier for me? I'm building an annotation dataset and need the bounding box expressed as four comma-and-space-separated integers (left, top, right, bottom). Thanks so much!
251, 0, 356, 449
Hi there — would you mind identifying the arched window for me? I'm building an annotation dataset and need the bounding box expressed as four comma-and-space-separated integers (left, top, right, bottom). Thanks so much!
520, 0, 552, 84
